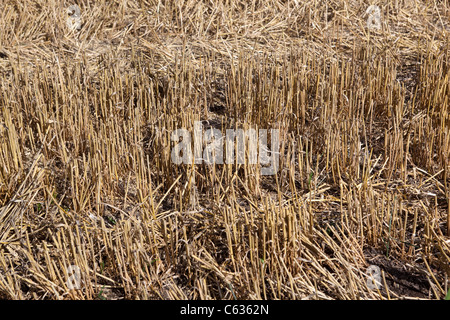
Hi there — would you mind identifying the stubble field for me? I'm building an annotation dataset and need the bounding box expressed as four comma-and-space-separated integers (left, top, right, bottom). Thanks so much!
0, 0, 449, 300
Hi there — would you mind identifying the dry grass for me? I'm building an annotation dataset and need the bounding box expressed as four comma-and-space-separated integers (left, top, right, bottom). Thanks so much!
0, 0, 449, 300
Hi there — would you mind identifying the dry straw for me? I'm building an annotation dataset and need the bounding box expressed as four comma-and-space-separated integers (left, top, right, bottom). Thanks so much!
0, 0, 448, 300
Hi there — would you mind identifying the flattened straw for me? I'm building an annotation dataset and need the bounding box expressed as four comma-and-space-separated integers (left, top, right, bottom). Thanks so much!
0, 152, 44, 242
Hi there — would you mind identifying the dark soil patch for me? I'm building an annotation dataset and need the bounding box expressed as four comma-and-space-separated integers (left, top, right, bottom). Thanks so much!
364, 247, 444, 299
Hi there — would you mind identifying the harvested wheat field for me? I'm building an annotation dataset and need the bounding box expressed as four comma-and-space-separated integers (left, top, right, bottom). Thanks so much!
0, 0, 449, 300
